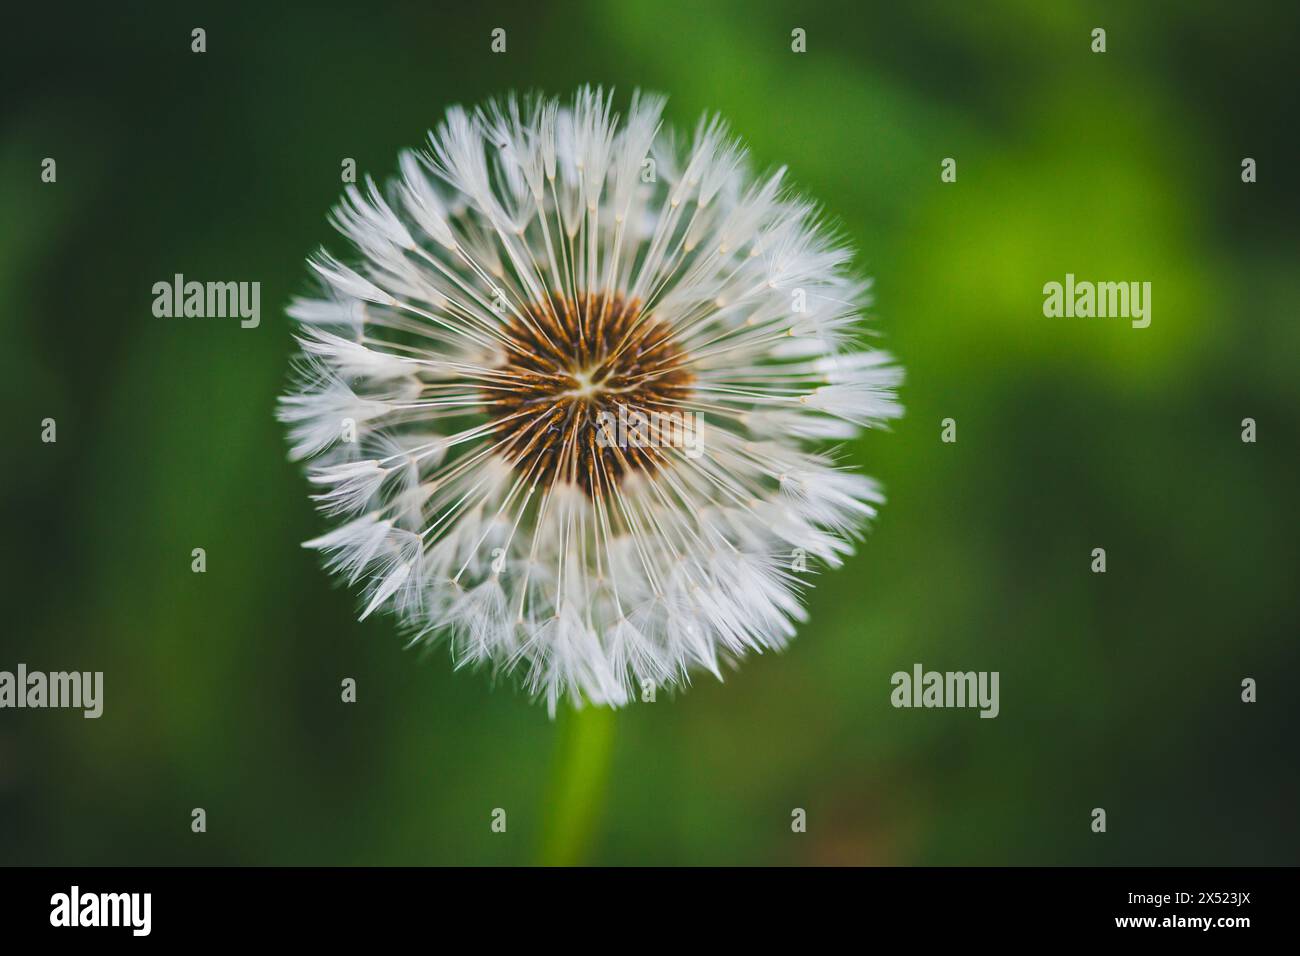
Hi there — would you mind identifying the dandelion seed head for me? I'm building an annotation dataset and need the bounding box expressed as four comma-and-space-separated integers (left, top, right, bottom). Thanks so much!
279, 87, 903, 714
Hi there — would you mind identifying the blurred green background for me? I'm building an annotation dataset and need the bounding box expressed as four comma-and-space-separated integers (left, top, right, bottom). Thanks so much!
2, 0, 1297, 865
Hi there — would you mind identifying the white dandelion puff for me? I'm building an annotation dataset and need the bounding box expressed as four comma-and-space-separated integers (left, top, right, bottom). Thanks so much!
281, 87, 903, 714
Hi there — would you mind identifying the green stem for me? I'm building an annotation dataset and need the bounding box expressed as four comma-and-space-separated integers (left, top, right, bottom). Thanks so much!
538, 705, 616, 866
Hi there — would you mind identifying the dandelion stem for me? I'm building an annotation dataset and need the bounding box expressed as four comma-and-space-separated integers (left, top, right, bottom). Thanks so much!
538, 705, 616, 866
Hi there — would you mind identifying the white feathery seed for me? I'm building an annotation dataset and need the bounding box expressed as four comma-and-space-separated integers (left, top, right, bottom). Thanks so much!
279, 87, 903, 714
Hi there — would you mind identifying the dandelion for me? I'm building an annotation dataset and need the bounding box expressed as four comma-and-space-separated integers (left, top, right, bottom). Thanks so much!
279, 87, 903, 714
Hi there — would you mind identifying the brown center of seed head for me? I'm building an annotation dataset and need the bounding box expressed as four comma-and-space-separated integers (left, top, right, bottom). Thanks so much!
487, 292, 695, 495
